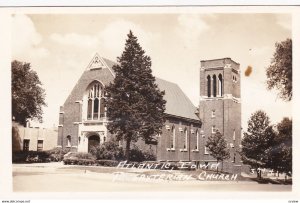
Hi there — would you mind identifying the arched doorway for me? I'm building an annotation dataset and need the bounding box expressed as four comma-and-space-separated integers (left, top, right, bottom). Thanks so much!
88, 134, 100, 152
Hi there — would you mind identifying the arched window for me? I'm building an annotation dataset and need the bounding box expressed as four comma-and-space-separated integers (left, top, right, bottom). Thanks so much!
66, 135, 71, 147
233, 129, 236, 141
93, 98, 99, 119
87, 99, 93, 119
218, 74, 223, 96
86, 82, 106, 120
171, 126, 176, 149
213, 75, 217, 97
195, 130, 199, 150
100, 98, 105, 118
183, 128, 188, 150
207, 75, 211, 97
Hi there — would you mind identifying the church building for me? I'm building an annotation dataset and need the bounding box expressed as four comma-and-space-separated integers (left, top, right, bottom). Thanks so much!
57, 54, 241, 168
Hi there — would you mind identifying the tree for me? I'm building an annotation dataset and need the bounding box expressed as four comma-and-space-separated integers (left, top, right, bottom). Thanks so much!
12, 122, 22, 152
105, 31, 166, 161
267, 117, 292, 178
12, 60, 47, 126
89, 139, 124, 161
205, 130, 230, 173
276, 117, 292, 147
266, 38, 292, 101
241, 110, 276, 178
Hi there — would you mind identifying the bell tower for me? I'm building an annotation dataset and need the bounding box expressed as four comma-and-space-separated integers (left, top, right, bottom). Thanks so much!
199, 58, 241, 165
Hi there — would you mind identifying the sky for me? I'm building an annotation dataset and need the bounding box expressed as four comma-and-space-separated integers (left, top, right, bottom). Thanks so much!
11, 13, 292, 130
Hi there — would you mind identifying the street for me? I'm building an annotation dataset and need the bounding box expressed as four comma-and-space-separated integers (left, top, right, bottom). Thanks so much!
13, 163, 292, 192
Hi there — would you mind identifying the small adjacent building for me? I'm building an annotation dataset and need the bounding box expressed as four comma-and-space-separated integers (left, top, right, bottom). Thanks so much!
12, 121, 58, 152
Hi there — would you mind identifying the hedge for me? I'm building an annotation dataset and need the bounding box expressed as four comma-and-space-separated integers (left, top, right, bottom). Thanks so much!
63, 158, 118, 167
63, 158, 95, 165
96, 159, 119, 167
12, 151, 51, 163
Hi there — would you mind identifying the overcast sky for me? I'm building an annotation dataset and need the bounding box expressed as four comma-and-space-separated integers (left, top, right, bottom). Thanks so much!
11, 13, 292, 130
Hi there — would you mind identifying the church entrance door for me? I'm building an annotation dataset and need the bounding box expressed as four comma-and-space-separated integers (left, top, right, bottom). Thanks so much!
88, 134, 100, 152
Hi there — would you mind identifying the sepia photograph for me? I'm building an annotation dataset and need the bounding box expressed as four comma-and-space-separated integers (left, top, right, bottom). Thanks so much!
5, 5, 296, 197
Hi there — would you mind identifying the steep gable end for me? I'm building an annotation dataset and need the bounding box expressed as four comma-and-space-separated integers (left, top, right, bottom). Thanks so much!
86, 53, 116, 76
62, 54, 199, 122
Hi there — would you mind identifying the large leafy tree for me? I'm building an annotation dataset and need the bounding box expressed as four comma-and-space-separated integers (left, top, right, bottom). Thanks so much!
266, 38, 292, 101
12, 60, 47, 126
267, 117, 292, 177
241, 110, 276, 178
105, 31, 166, 161
205, 130, 230, 173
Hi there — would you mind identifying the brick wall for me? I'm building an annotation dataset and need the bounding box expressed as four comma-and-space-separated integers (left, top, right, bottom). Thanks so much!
199, 58, 242, 172
58, 68, 114, 149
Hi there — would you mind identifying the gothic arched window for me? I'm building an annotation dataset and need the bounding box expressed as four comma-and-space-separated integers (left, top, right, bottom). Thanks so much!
87, 82, 106, 120
218, 74, 223, 96
66, 135, 71, 147
171, 126, 176, 149
195, 130, 199, 150
183, 128, 188, 150
100, 98, 105, 118
207, 75, 211, 97
213, 75, 217, 97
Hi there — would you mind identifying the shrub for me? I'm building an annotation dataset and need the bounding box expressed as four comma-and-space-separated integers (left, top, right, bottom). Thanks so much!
63, 158, 96, 166
88, 139, 157, 163
96, 160, 119, 167
67, 152, 96, 160
62, 152, 96, 165
90, 140, 124, 161
129, 146, 157, 162
46, 147, 71, 162
12, 151, 51, 163
142, 149, 156, 161
129, 146, 145, 162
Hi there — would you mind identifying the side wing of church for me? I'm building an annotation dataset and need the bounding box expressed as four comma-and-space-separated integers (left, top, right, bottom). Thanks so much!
57, 54, 241, 167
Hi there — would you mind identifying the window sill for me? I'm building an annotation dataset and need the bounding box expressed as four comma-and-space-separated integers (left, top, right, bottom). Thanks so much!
180, 149, 188, 152
166, 148, 175, 152
192, 150, 199, 152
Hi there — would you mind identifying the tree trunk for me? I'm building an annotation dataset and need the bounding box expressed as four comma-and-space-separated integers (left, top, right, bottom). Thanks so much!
217, 160, 219, 174
221, 161, 224, 172
285, 173, 287, 182
125, 138, 131, 161
256, 168, 260, 179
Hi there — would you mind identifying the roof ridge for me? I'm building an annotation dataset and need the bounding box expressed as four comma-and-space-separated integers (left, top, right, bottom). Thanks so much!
155, 77, 178, 86
102, 57, 119, 65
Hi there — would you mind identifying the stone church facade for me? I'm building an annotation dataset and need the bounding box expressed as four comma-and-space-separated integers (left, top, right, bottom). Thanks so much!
57, 54, 241, 168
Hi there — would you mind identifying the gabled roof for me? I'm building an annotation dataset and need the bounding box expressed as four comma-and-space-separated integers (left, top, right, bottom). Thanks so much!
102, 57, 118, 71
64, 54, 200, 122
155, 78, 199, 121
